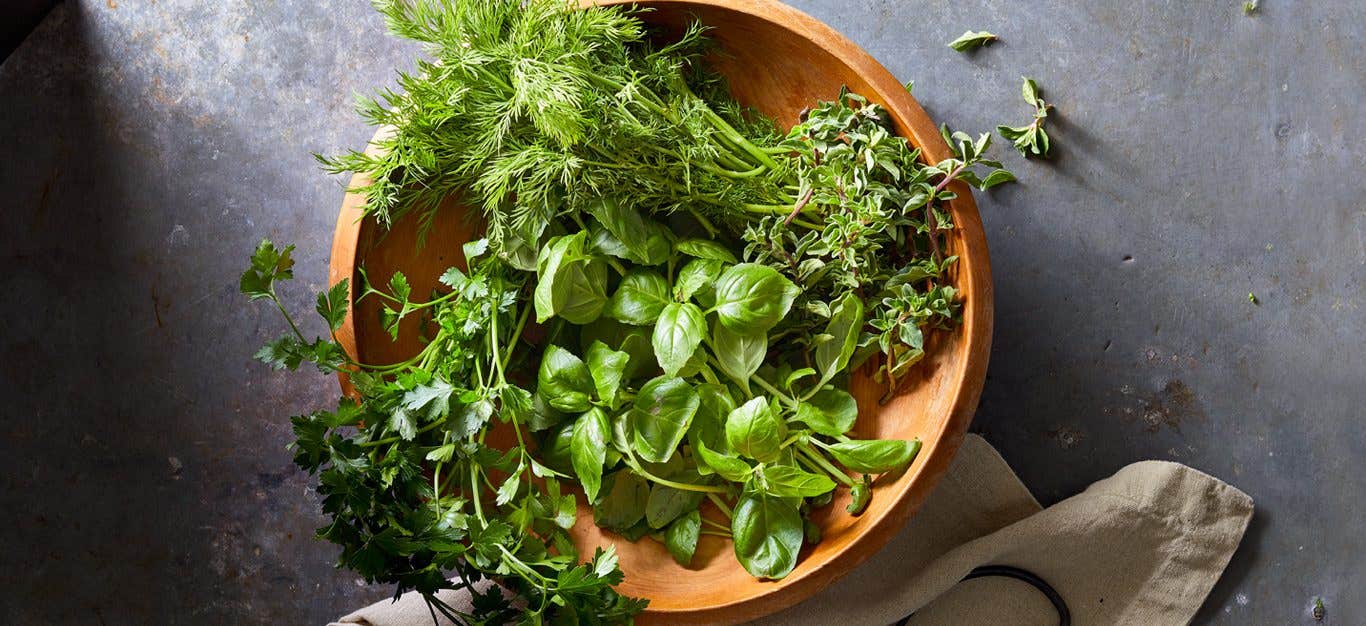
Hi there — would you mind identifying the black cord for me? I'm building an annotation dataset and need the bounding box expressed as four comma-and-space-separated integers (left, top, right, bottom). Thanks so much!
895, 565, 1070, 626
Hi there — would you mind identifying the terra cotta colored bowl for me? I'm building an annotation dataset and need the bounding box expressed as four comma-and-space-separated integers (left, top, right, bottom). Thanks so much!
328, 0, 992, 622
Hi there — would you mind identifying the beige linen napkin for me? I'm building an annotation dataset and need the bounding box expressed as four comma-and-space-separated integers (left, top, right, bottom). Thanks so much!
333, 434, 1253, 626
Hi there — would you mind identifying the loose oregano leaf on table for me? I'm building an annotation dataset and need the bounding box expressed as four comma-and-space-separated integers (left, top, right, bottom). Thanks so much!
947, 30, 999, 52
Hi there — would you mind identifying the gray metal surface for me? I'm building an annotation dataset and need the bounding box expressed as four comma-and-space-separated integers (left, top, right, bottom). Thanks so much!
0, 0, 1360, 624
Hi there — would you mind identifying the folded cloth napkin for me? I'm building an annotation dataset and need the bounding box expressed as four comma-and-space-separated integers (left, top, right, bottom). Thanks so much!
333, 434, 1253, 626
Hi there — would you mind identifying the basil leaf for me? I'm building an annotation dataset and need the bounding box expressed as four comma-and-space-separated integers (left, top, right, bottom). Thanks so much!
815, 292, 863, 384
731, 493, 802, 580
606, 269, 670, 326
526, 390, 567, 432
675, 238, 738, 263
593, 470, 648, 531
712, 263, 799, 334
687, 383, 735, 460
674, 258, 723, 303
585, 341, 629, 408
725, 397, 784, 462
536, 232, 604, 324
629, 376, 699, 463
695, 440, 752, 483
538, 422, 576, 476
794, 388, 858, 437
585, 198, 671, 266
557, 256, 608, 325
665, 510, 701, 566
712, 320, 765, 388
580, 318, 657, 381
653, 302, 705, 377
761, 464, 836, 498
537, 344, 594, 413
646, 484, 705, 529
571, 408, 611, 502
825, 439, 921, 474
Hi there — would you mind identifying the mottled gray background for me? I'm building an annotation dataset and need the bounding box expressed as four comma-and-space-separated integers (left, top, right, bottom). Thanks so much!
0, 0, 1361, 624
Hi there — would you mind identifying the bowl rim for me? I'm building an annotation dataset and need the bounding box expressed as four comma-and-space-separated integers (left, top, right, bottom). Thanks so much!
327, 0, 993, 622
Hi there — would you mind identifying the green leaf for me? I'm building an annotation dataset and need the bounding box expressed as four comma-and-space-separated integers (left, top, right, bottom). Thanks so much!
534, 232, 607, 324
451, 399, 493, 438
652, 302, 705, 377
462, 238, 489, 261
947, 30, 998, 52
712, 264, 800, 334
571, 408, 611, 502
239, 239, 295, 300
526, 390, 567, 432
646, 484, 705, 529
538, 344, 595, 413
1021, 76, 1040, 106
401, 379, 454, 421
425, 443, 456, 463
585, 341, 629, 408
538, 422, 576, 476
815, 292, 863, 384
725, 397, 784, 462
783, 367, 817, 389
388, 406, 417, 440
674, 238, 738, 264
731, 494, 802, 579
315, 279, 350, 332
388, 271, 411, 303
665, 510, 701, 567
674, 258, 723, 303
593, 471, 649, 531
760, 464, 836, 498
825, 439, 922, 474
795, 388, 858, 437
711, 321, 765, 389
606, 269, 671, 326
495, 466, 522, 505
585, 198, 671, 266
629, 376, 699, 463
695, 440, 752, 482
979, 169, 1017, 188
687, 383, 735, 459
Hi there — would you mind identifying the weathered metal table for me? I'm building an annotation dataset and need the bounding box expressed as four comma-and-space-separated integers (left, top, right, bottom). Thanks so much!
1, 1, 1360, 623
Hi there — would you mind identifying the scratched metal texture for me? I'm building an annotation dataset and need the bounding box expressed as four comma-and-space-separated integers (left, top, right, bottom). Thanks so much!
0, 0, 1360, 624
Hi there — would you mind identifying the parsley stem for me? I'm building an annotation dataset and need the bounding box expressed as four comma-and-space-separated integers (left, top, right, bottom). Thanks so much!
361, 418, 445, 447
501, 301, 531, 371
268, 292, 307, 342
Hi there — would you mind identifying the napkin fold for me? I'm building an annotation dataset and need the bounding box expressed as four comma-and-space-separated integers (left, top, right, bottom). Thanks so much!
333, 434, 1253, 626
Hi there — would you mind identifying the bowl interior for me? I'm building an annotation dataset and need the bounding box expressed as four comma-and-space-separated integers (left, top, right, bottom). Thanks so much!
330, 1, 991, 623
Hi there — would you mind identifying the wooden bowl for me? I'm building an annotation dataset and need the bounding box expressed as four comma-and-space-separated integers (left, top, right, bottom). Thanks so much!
328, 0, 992, 622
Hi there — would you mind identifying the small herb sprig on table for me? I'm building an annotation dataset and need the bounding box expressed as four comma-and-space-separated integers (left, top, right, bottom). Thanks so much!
997, 77, 1053, 158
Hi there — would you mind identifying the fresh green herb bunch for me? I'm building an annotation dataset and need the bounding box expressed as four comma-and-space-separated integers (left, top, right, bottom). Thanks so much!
319, 0, 791, 257
744, 92, 1012, 391
244, 239, 644, 624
